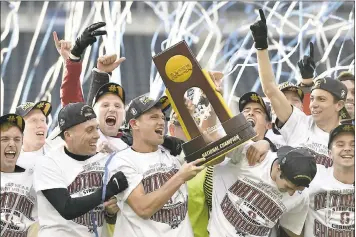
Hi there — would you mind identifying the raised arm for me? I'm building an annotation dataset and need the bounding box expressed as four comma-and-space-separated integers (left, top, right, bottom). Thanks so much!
53, 31, 84, 106
87, 54, 125, 106
250, 9, 292, 124
297, 42, 316, 115
126, 158, 205, 219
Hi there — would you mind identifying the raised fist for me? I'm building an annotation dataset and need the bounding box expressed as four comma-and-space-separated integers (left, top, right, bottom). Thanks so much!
297, 42, 316, 79
97, 54, 126, 73
105, 171, 128, 200
250, 9, 268, 50
71, 22, 107, 58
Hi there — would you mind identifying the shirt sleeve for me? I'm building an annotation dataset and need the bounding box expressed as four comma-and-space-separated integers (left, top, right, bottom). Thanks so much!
279, 193, 309, 235
33, 156, 67, 191
60, 59, 84, 106
227, 140, 254, 164
277, 106, 310, 146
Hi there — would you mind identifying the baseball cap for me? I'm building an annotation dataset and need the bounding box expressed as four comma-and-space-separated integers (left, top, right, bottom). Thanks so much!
277, 146, 317, 188
337, 72, 354, 82
0, 114, 25, 133
57, 102, 97, 134
278, 81, 304, 101
125, 93, 171, 122
239, 92, 272, 121
16, 101, 52, 117
92, 82, 125, 106
328, 124, 355, 149
311, 77, 348, 101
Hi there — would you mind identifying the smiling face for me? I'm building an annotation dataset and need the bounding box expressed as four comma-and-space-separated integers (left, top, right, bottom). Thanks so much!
23, 109, 47, 151
330, 132, 355, 169
1, 124, 23, 172
93, 93, 125, 137
130, 106, 166, 148
309, 89, 344, 124
241, 102, 271, 141
63, 118, 100, 156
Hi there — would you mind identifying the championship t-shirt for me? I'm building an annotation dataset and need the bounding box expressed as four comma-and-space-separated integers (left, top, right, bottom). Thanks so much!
34, 145, 110, 237
108, 147, 193, 237
304, 165, 354, 236
1, 169, 37, 237
209, 149, 309, 237
278, 106, 333, 168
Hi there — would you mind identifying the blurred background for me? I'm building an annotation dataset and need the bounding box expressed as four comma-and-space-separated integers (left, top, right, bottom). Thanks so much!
1, 1, 355, 131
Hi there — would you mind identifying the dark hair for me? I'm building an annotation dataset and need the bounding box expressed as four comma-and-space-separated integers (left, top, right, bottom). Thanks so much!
60, 132, 65, 140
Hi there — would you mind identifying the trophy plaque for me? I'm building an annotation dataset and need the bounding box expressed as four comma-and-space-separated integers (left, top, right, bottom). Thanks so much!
152, 40, 256, 165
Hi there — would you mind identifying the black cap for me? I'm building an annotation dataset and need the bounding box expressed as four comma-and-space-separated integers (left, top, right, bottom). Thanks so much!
239, 92, 272, 121
328, 124, 355, 149
311, 77, 348, 101
126, 93, 171, 122
58, 102, 97, 133
16, 101, 52, 117
0, 114, 25, 133
278, 81, 304, 101
277, 146, 317, 188
92, 82, 125, 106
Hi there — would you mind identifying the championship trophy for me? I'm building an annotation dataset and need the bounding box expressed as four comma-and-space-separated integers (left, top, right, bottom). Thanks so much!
153, 40, 256, 165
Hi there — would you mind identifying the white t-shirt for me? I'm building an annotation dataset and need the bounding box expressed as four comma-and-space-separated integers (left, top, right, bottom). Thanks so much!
1, 169, 37, 237
209, 149, 309, 237
265, 129, 286, 150
34, 145, 111, 237
278, 106, 332, 168
16, 143, 51, 170
108, 147, 193, 237
304, 165, 355, 236
98, 130, 129, 151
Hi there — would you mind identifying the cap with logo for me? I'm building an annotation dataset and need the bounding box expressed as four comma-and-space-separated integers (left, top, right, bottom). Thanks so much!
239, 92, 272, 121
328, 124, 355, 149
312, 77, 348, 101
312, 77, 350, 120
0, 114, 25, 133
277, 146, 317, 188
16, 101, 52, 117
57, 102, 97, 134
278, 81, 304, 101
92, 82, 125, 106
125, 93, 171, 122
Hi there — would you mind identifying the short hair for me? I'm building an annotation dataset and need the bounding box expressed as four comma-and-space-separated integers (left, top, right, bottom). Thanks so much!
337, 72, 354, 82
60, 132, 66, 140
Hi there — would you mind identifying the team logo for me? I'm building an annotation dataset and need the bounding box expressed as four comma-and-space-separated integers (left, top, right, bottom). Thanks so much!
130, 108, 137, 116
20, 102, 34, 111
139, 96, 152, 105
341, 90, 346, 99
80, 105, 95, 119
59, 118, 65, 127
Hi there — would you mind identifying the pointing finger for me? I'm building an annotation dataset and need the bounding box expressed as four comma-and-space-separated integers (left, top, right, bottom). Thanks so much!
259, 9, 266, 23
309, 42, 314, 58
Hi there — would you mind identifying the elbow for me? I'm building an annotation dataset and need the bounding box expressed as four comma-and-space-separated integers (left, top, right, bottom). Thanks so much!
134, 207, 153, 220
61, 212, 75, 220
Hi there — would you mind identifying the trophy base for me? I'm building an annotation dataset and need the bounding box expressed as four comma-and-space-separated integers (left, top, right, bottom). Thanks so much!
182, 113, 256, 165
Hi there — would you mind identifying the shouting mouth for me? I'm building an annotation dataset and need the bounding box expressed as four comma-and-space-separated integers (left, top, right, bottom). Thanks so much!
155, 128, 164, 137
106, 116, 117, 126
4, 150, 16, 159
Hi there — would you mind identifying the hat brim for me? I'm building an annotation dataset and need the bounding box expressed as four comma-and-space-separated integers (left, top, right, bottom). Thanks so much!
328, 124, 355, 148
280, 86, 304, 101
239, 92, 271, 121
93, 82, 126, 106
30, 101, 52, 117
